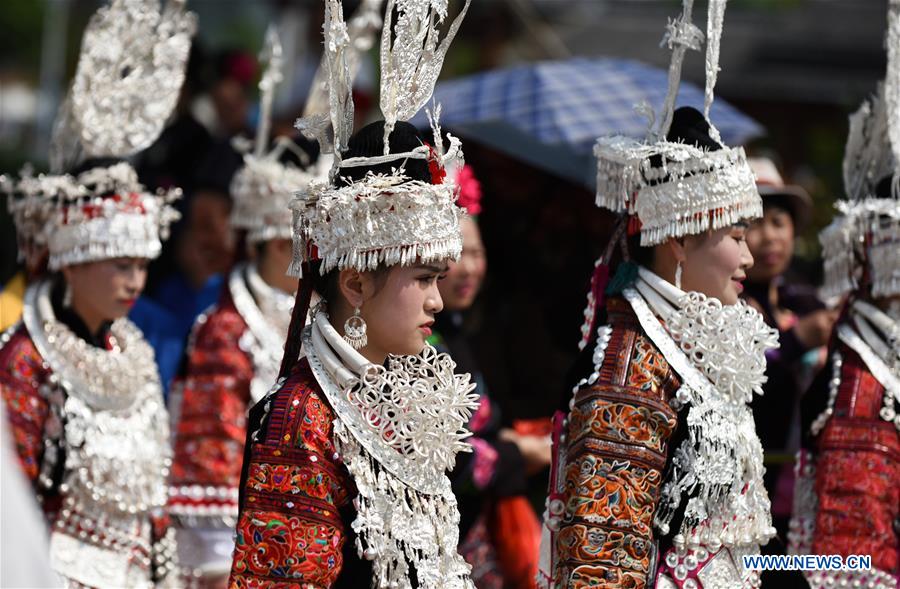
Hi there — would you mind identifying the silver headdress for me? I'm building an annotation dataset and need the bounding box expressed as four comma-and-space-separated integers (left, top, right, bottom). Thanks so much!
283, 1, 477, 587
3, 0, 194, 271
593, 0, 761, 246
820, 0, 900, 300
232, 0, 384, 245
288, 0, 471, 278
229, 27, 327, 244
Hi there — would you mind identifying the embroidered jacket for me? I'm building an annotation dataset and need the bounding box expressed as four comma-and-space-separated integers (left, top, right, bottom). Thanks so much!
170, 288, 253, 519
790, 338, 900, 589
553, 297, 682, 588
0, 323, 176, 588
169, 286, 254, 573
228, 357, 355, 588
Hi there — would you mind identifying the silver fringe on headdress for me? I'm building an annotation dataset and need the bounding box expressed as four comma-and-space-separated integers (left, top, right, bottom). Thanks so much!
593, 0, 761, 246
820, 1, 900, 300
3, 0, 193, 269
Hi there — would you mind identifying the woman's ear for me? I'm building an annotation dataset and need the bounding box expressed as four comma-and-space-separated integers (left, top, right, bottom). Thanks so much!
666, 237, 687, 264
338, 268, 366, 309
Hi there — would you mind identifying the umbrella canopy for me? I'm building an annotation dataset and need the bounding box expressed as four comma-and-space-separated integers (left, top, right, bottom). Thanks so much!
412, 57, 764, 186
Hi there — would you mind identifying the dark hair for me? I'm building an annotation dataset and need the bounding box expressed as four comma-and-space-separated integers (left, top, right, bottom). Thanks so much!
275, 133, 320, 169
68, 157, 125, 177
761, 196, 796, 222
310, 267, 340, 305
626, 232, 656, 268
339, 120, 431, 185
666, 106, 723, 151
68, 158, 128, 199
875, 174, 893, 199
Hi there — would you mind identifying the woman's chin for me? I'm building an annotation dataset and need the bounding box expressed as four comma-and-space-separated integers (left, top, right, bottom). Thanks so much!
719, 288, 739, 306
107, 308, 129, 321
407, 337, 427, 356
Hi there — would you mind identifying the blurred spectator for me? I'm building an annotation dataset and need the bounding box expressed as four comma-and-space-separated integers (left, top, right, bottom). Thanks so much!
137, 44, 213, 197
1, 403, 62, 588
209, 50, 257, 139
430, 165, 545, 589
743, 157, 836, 542
130, 140, 242, 394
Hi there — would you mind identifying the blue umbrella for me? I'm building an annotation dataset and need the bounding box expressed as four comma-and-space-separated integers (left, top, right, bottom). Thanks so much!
412, 57, 764, 186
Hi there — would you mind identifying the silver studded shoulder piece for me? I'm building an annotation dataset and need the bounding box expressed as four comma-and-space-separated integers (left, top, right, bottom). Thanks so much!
626, 268, 777, 553
22, 279, 177, 587
303, 310, 478, 589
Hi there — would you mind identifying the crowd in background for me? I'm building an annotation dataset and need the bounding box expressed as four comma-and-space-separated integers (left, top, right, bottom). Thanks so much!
0, 2, 892, 588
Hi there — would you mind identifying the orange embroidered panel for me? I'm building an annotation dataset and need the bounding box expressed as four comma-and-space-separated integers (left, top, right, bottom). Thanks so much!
555, 299, 681, 588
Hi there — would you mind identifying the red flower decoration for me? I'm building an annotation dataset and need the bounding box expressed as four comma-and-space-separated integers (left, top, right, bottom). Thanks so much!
426, 143, 447, 185
455, 165, 482, 216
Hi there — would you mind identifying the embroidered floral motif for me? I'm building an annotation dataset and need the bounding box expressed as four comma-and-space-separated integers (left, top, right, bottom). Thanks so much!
554, 300, 680, 588
170, 292, 254, 527
247, 462, 343, 504
229, 360, 353, 588
231, 511, 344, 586
0, 326, 49, 480
792, 341, 900, 586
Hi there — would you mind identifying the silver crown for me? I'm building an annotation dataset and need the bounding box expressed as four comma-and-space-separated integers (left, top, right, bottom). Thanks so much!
593, 0, 761, 246
4, 0, 193, 270
53, 0, 196, 171
230, 27, 327, 244
288, 0, 471, 278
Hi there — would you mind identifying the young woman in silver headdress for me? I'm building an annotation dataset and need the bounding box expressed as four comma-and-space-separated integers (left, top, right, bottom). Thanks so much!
788, 15, 900, 582
0, 2, 194, 585
228, 1, 476, 587
167, 28, 325, 582
539, 2, 779, 587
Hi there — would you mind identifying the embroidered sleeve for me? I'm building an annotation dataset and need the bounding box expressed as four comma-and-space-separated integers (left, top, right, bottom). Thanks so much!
229, 369, 352, 588
555, 325, 680, 588
806, 350, 900, 585
170, 309, 254, 522
0, 327, 51, 482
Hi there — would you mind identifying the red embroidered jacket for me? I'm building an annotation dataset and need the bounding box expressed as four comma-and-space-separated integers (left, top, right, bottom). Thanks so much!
795, 339, 900, 584
554, 297, 681, 588
0, 323, 175, 586
170, 288, 254, 522
229, 357, 353, 588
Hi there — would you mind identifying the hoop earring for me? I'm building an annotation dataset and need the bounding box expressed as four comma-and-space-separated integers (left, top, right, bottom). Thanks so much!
343, 307, 368, 350
674, 261, 683, 291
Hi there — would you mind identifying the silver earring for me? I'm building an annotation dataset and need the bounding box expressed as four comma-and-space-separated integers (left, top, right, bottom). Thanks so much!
343, 307, 368, 350
674, 261, 683, 290
63, 284, 73, 308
